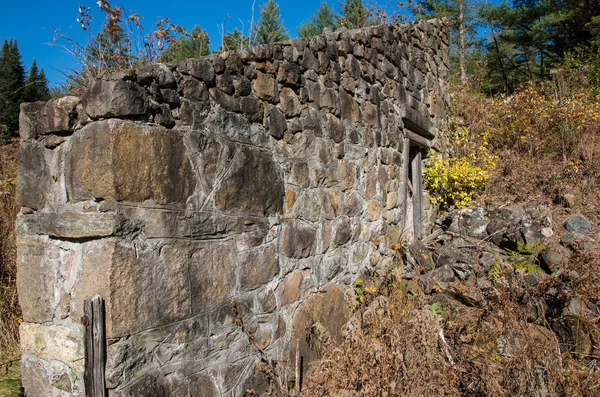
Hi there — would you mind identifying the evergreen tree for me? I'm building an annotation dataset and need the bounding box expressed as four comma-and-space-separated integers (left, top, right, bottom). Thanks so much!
475, 0, 600, 93
23, 59, 50, 102
477, 2, 519, 93
23, 59, 40, 102
297, 2, 338, 37
160, 25, 210, 62
541, 0, 600, 58
499, 0, 555, 79
252, 0, 289, 45
37, 69, 50, 100
338, 0, 372, 29
0, 39, 26, 139
415, 0, 481, 85
220, 28, 248, 52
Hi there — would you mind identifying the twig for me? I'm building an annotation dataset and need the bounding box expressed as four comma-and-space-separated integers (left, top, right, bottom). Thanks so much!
589, 381, 600, 390
238, 18, 246, 50
248, 0, 257, 47
0, 358, 19, 374
422, 228, 443, 244
443, 230, 505, 252
571, 352, 600, 360
439, 328, 456, 367
541, 313, 564, 370
401, 351, 409, 375
219, 14, 230, 53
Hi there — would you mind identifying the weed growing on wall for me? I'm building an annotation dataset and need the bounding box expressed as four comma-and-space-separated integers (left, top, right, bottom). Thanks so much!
53, 0, 203, 93
352, 278, 378, 311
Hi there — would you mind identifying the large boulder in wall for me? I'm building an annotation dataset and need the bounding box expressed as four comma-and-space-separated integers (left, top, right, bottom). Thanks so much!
290, 284, 352, 377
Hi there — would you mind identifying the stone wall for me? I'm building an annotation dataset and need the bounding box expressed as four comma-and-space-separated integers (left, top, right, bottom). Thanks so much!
17, 20, 449, 396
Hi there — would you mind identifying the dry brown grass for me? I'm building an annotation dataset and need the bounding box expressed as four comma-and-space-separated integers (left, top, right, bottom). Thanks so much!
450, 74, 600, 223
298, 265, 600, 397
302, 290, 458, 397
564, 249, 600, 314
0, 142, 20, 354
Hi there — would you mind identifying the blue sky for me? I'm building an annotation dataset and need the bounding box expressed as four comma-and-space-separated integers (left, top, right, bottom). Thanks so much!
0, 1, 408, 87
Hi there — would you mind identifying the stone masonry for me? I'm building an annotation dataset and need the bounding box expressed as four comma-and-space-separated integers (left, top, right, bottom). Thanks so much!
17, 20, 449, 396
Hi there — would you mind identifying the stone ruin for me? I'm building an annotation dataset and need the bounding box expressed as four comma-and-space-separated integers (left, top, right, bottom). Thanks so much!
16, 20, 449, 396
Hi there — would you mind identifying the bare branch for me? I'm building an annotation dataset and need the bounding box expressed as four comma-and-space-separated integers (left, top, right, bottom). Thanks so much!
249, 0, 257, 47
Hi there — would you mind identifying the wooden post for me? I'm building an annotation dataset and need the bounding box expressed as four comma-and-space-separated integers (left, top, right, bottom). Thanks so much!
84, 296, 106, 397
83, 299, 94, 395
411, 151, 424, 240
295, 339, 301, 394
400, 137, 411, 238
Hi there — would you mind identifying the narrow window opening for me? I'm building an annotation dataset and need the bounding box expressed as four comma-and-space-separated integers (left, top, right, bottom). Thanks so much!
402, 122, 431, 241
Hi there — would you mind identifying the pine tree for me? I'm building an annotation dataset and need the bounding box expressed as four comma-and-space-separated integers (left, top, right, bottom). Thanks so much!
339, 0, 371, 29
252, 0, 289, 45
160, 25, 210, 62
220, 29, 248, 52
23, 59, 40, 103
297, 2, 338, 37
0, 39, 26, 139
541, 0, 600, 59
37, 69, 50, 101
23, 59, 50, 102
415, 0, 481, 85
475, 0, 600, 93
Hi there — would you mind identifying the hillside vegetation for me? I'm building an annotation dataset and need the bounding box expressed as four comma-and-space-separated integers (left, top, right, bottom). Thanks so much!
0, 141, 20, 395
294, 65, 600, 396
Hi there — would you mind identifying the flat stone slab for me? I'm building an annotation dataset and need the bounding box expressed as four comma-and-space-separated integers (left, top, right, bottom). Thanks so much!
16, 212, 121, 239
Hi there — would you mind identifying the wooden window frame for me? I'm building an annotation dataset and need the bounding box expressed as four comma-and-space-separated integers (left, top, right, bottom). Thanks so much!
401, 122, 431, 241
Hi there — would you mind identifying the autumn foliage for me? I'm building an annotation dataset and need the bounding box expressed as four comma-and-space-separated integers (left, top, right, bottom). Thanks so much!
427, 64, 600, 216
58, 0, 206, 93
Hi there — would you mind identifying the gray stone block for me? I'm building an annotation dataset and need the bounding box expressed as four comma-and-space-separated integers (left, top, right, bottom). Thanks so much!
82, 80, 149, 118
19, 96, 79, 139
564, 214, 592, 233
17, 237, 54, 322
17, 139, 49, 210
65, 119, 195, 204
